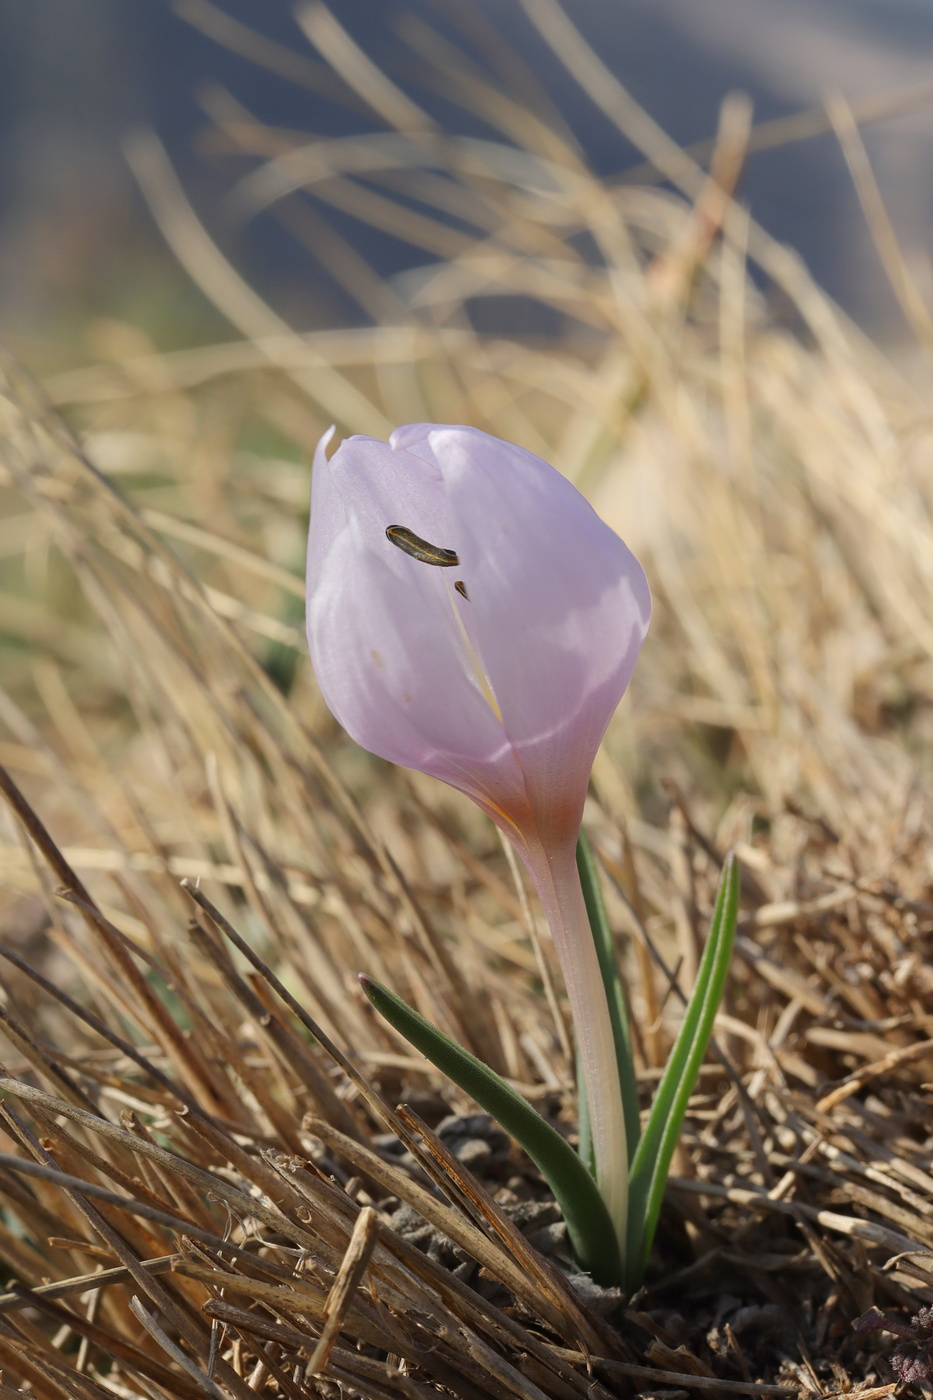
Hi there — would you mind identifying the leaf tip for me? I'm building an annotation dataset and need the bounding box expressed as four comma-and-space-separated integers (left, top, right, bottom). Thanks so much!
358, 973, 381, 1006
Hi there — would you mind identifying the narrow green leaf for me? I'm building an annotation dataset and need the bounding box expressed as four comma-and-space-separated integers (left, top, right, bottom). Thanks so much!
576, 832, 640, 1162
625, 853, 740, 1288
359, 973, 624, 1287
575, 1051, 595, 1178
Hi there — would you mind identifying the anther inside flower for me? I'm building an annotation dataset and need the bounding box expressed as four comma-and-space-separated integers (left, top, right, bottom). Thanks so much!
307, 422, 651, 1249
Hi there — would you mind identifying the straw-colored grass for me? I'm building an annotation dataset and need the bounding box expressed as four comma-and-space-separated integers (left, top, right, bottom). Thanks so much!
1, 4, 933, 1395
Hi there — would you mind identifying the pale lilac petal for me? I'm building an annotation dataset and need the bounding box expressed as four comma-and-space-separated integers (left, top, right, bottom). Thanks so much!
428, 427, 650, 831
307, 427, 533, 819
318, 432, 449, 573
389, 422, 448, 465
306, 428, 343, 601
307, 510, 526, 816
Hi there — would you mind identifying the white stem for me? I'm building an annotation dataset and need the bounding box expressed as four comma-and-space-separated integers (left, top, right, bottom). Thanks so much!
527, 842, 628, 1260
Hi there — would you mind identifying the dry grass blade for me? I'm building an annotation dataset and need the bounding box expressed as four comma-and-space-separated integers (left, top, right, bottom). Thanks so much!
826, 92, 933, 351
623, 71, 933, 181
393, 1106, 609, 1348
173, 0, 369, 108
302, 1114, 605, 1351
307, 1205, 380, 1373
3, 5, 933, 1394
0, 1254, 181, 1315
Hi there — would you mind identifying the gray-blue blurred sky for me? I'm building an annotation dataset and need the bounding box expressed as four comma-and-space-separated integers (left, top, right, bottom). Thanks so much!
3, 0, 933, 340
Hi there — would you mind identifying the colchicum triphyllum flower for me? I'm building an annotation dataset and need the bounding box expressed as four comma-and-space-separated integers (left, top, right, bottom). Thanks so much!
306, 423, 650, 1255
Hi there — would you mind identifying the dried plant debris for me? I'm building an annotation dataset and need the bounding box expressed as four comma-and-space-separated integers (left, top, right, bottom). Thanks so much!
858, 1306, 933, 1384
1, 3, 933, 1395
0, 753, 930, 1398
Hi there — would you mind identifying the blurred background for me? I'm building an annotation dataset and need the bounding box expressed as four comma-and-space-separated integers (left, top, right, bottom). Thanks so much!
3, 0, 933, 842
4, 0, 933, 350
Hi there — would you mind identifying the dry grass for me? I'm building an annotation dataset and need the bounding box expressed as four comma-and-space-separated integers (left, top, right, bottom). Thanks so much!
1, 4, 933, 1396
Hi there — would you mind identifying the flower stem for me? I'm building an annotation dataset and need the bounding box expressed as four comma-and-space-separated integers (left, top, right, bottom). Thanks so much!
527, 843, 629, 1261
576, 832, 640, 1162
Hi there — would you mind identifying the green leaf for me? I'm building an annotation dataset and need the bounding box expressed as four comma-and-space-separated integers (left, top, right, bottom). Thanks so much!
625, 853, 740, 1289
576, 832, 640, 1163
359, 973, 624, 1287
575, 1051, 595, 1178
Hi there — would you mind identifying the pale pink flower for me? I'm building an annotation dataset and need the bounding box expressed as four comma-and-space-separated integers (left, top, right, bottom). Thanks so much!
307, 423, 650, 1245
